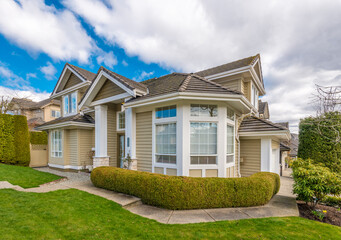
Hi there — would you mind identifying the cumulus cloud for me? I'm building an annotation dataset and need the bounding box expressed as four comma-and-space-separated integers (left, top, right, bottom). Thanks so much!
96, 51, 117, 68
0, 0, 96, 63
63, 0, 341, 132
40, 62, 57, 80
0, 86, 50, 102
133, 71, 154, 82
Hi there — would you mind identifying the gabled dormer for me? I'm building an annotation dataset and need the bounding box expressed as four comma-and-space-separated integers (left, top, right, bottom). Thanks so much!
196, 54, 265, 112
50, 63, 96, 117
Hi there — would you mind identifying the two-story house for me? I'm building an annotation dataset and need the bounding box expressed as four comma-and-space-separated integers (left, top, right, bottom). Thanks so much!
9, 98, 61, 130
36, 55, 290, 177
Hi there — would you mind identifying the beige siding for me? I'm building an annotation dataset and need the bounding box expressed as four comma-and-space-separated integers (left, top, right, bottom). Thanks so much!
68, 130, 78, 166
166, 168, 177, 176
43, 105, 61, 122
93, 79, 125, 101
136, 111, 152, 172
189, 169, 202, 177
234, 138, 239, 177
57, 73, 82, 92
214, 78, 241, 92
79, 129, 95, 166
107, 104, 118, 166
244, 81, 251, 101
154, 167, 163, 174
240, 139, 261, 177
226, 166, 235, 177
48, 129, 69, 166
206, 169, 218, 177
272, 140, 280, 149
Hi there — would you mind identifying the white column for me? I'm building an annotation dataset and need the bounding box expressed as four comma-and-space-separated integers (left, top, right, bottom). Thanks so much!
261, 138, 272, 172
181, 103, 190, 176
93, 105, 109, 168
217, 105, 226, 177
125, 107, 136, 159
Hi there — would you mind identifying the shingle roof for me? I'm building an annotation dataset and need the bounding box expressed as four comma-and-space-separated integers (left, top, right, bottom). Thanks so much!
258, 100, 267, 114
67, 63, 97, 82
239, 116, 288, 132
37, 114, 94, 128
27, 117, 45, 126
196, 54, 259, 77
127, 73, 241, 103
11, 98, 60, 110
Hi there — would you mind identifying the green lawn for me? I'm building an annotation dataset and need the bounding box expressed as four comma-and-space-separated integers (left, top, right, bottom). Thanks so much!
0, 164, 63, 188
0, 189, 340, 240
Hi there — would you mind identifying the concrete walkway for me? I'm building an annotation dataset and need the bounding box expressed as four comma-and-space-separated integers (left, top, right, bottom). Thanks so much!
0, 167, 299, 224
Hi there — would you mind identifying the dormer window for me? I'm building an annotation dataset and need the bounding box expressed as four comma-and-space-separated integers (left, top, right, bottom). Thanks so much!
63, 92, 77, 115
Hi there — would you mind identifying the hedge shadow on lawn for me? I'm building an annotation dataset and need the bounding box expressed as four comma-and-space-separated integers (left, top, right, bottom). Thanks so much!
91, 167, 280, 210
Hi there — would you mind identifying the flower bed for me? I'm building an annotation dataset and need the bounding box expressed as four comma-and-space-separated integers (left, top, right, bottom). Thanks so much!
91, 167, 280, 210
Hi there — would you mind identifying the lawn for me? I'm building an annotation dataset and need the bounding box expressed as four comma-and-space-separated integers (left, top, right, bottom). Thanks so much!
0, 164, 63, 188
0, 189, 340, 240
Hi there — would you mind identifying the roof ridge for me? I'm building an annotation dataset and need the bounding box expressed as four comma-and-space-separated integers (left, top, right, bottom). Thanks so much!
178, 75, 192, 92
66, 63, 96, 81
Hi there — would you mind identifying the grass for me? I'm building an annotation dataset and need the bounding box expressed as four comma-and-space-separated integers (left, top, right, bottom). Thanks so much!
0, 189, 340, 240
0, 164, 63, 188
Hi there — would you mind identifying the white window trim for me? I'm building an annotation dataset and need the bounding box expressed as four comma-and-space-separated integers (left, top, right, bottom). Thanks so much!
154, 121, 177, 166
50, 130, 63, 158
226, 123, 235, 167
63, 91, 78, 117
116, 111, 125, 131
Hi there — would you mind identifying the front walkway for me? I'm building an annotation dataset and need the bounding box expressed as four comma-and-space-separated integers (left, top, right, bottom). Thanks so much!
0, 167, 298, 224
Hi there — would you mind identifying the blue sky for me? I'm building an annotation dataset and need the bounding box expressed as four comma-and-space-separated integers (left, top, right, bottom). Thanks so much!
0, 0, 341, 132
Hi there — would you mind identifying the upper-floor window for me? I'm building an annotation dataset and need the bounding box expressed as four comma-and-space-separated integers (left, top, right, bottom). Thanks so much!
227, 107, 234, 121
191, 104, 217, 117
51, 110, 60, 118
251, 85, 258, 109
156, 105, 176, 119
63, 92, 77, 115
117, 111, 125, 130
226, 124, 235, 164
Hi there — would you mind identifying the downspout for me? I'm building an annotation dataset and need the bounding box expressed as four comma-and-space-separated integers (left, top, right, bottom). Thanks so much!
236, 110, 253, 177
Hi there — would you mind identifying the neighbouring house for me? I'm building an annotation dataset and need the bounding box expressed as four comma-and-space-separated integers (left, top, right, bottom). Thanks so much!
36, 54, 291, 177
9, 98, 61, 130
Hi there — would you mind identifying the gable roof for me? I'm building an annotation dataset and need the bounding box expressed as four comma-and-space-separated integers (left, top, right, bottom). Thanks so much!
196, 54, 259, 77
239, 116, 288, 132
67, 63, 97, 82
37, 113, 94, 128
10, 98, 60, 110
258, 100, 270, 119
127, 73, 241, 103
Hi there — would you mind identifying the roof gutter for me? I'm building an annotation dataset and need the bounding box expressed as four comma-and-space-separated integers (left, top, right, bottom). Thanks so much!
35, 121, 95, 131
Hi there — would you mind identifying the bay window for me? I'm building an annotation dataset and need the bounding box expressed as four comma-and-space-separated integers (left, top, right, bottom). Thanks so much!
63, 92, 77, 115
51, 130, 62, 158
190, 122, 217, 164
226, 124, 234, 164
155, 123, 176, 164
190, 104, 217, 117
156, 105, 176, 119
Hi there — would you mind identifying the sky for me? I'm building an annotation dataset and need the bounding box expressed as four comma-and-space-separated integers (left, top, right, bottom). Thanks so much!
0, 0, 341, 133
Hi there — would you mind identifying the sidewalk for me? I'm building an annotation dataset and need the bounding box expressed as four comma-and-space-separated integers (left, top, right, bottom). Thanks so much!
0, 167, 299, 224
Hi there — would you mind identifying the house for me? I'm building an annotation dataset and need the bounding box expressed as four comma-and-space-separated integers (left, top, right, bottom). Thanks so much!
36, 54, 290, 177
9, 98, 61, 130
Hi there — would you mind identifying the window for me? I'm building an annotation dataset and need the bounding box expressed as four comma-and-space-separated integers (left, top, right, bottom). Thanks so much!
226, 124, 235, 164
227, 107, 234, 121
63, 92, 77, 115
191, 104, 217, 117
51, 130, 62, 158
155, 123, 176, 164
251, 85, 259, 108
117, 111, 125, 130
190, 122, 217, 164
51, 110, 60, 118
156, 105, 176, 119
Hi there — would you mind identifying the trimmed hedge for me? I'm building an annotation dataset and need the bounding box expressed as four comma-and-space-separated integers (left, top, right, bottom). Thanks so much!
30, 131, 48, 145
91, 167, 280, 210
0, 114, 30, 166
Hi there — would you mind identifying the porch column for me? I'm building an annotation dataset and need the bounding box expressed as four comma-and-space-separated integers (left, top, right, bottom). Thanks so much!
125, 107, 137, 170
93, 105, 109, 168
261, 138, 272, 172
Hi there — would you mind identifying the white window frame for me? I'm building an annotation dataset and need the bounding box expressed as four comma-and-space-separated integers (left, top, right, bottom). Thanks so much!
51, 110, 61, 118
155, 105, 177, 119
51, 130, 62, 158
251, 84, 259, 109
226, 107, 235, 167
155, 122, 177, 165
63, 91, 77, 116
117, 111, 125, 131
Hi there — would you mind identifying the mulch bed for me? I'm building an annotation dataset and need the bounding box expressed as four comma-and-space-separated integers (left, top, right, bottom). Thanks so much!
297, 201, 341, 227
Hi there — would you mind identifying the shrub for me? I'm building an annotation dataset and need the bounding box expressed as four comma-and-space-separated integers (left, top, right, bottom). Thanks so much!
91, 167, 280, 210
322, 196, 341, 207
0, 114, 30, 166
298, 112, 341, 172
292, 158, 341, 209
30, 131, 48, 145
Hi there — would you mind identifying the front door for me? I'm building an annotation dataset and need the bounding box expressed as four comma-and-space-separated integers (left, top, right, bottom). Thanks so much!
118, 135, 125, 168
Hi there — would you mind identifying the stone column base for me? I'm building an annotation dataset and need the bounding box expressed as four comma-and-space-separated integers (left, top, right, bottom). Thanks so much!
93, 157, 110, 169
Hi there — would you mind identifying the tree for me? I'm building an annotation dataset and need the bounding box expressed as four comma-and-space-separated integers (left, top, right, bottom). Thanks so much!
313, 84, 341, 115
0, 96, 13, 114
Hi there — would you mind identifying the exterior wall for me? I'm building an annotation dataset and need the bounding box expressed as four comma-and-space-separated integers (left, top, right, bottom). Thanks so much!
136, 111, 153, 172
48, 129, 69, 166
43, 105, 61, 122
240, 139, 261, 177
79, 129, 95, 167
30, 144, 48, 167
93, 79, 125, 101
32, 109, 44, 119
107, 104, 118, 166
243, 81, 251, 101
68, 129, 78, 166
213, 76, 242, 92
57, 73, 82, 92
226, 166, 235, 177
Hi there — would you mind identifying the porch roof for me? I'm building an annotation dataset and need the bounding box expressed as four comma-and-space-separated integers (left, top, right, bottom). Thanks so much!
35, 114, 94, 130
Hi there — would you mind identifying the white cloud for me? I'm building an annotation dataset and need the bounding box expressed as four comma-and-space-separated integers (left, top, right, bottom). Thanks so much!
64, 0, 341, 133
40, 62, 57, 80
122, 60, 128, 67
0, 86, 50, 102
133, 71, 154, 81
0, 0, 96, 63
96, 51, 117, 68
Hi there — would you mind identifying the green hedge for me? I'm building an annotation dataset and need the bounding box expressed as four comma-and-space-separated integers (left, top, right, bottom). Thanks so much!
30, 131, 48, 145
0, 114, 30, 166
322, 196, 341, 207
91, 167, 280, 210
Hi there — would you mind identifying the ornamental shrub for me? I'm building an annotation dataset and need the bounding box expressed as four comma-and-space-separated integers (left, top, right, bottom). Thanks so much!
292, 158, 341, 209
0, 114, 30, 166
322, 195, 341, 207
91, 167, 280, 210
30, 131, 48, 145
298, 112, 341, 172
